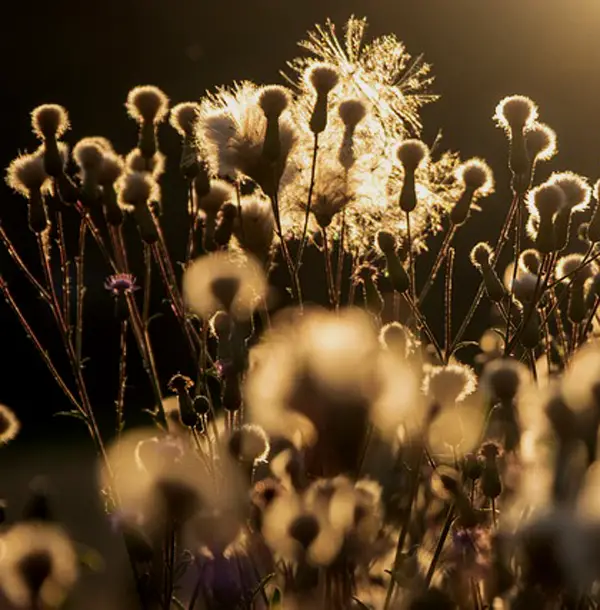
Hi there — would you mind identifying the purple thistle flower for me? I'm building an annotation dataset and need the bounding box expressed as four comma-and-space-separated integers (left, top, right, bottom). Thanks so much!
104, 273, 139, 296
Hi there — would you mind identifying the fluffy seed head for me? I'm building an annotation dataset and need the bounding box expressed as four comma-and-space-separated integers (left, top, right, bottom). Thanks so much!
519, 248, 542, 275
98, 152, 125, 186
456, 158, 494, 194
525, 122, 557, 162
481, 358, 528, 404
555, 253, 596, 282
338, 99, 368, 128
375, 230, 397, 255
594, 179, 600, 204
510, 271, 539, 304
31, 104, 70, 139
169, 102, 201, 136
228, 424, 270, 463
378, 322, 419, 358
470, 242, 493, 268
234, 195, 276, 259
6, 152, 49, 197
73, 138, 105, 172
526, 183, 566, 218
197, 179, 236, 216
548, 172, 592, 212
395, 139, 429, 171
422, 364, 477, 406
305, 63, 340, 95
117, 172, 158, 209
126, 85, 169, 124
125, 148, 166, 179
494, 95, 539, 132
257, 86, 292, 119
0, 404, 20, 445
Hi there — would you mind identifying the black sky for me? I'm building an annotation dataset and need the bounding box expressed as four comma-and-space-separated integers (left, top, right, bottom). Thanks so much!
2, 0, 600, 444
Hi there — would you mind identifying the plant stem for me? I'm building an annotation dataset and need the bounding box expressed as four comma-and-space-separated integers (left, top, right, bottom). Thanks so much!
419, 225, 456, 305
296, 133, 319, 271
424, 505, 455, 587
444, 247, 454, 363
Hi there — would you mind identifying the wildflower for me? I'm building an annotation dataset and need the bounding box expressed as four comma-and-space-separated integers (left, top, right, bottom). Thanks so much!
337, 98, 368, 168
518, 248, 542, 275
451, 157, 494, 225
5, 151, 49, 233
233, 194, 275, 261
548, 171, 592, 213
305, 63, 340, 134
31, 104, 70, 177
182, 251, 267, 320
396, 139, 429, 213
198, 82, 299, 196
481, 359, 528, 407
422, 363, 477, 407
0, 522, 78, 609
104, 273, 138, 296
0, 404, 20, 445
258, 85, 293, 161
117, 171, 160, 243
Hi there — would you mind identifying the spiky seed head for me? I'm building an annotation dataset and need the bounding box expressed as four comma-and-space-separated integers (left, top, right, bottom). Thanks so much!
258, 86, 292, 119
375, 230, 397, 255
228, 424, 270, 463
525, 122, 557, 162
6, 152, 48, 196
494, 95, 539, 132
305, 63, 340, 95
456, 158, 494, 194
0, 404, 20, 445
526, 183, 566, 218
519, 248, 542, 275
73, 138, 105, 171
423, 364, 477, 405
338, 99, 367, 128
395, 139, 429, 172
548, 171, 592, 212
198, 179, 236, 216
125, 149, 166, 178
470, 242, 493, 268
31, 104, 70, 139
98, 152, 125, 186
126, 85, 170, 124
169, 102, 201, 136
117, 172, 158, 208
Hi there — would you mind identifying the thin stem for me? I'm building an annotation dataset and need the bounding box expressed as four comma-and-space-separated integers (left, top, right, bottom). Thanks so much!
504, 197, 523, 354
142, 244, 152, 327
424, 505, 455, 587
419, 225, 456, 305
581, 295, 600, 342
116, 320, 128, 435
296, 133, 319, 271
322, 227, 336, 308
75, 222, 87, 366
76, 203, 118, 273
405, 293, 445, 363
185, 181, 197, 264
406, 211, 416, 300
55, 211, 71, 328
334, 210, 346, 312
444, 247, 454, 363
0, 275, 82, 412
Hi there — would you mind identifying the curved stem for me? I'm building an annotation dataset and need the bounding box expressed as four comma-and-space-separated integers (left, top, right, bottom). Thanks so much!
418, 225, 456, 305
296, 133, 319, 271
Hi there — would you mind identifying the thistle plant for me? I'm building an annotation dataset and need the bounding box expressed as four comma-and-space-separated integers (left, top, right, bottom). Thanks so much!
5, 14, 600, 610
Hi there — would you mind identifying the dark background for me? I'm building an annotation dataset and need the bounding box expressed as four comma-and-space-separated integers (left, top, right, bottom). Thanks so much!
0, 0, 599, 602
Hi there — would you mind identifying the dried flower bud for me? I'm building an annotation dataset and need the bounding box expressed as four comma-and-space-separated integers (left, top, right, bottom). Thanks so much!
451, 158, 494, 225
306, 63, 340, 96
31, 104, 70, 140
519, 249, 542, 275
470, 242, 493, 269
396, 139, 429, 173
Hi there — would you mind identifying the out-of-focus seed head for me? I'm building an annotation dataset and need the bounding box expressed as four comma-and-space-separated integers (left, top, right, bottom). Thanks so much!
494, 95, 539, 132
555, 253, 596, 282
395, 139, 429, 172
117, 171, 158, 209
126, 85, 170, 124
470, 242, 493, 268
375, 230, 397, 255
257, 86, 292, 119
548, 171, 592, 212
209, 310, 233, 340
288, 514, 320, 549
31, 104, 70, 140
338, 99, 368, 129
526, 183, 566, 218
379, 322, 418, 359
169, 102, 201, 137
5, 152, 48, 197
125, 148, 165, 179
519, 248, 542, 275
525, 122, 558, 162
98, 152, 125, 186
73, 138, 105, 172
481, 358, 528, 404
479, 440, 503, 460
305, 63, 340, 95
198, 179, 236, 217
456, 158, 495, 194
0, 404, 20, 445
228, 424, 270, 463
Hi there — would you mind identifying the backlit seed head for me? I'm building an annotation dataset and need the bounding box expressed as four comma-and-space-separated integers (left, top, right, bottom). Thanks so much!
31, 104, 70, 140
470, 242, 493, 268
126, 85, 169, 124
169, 102, 201, 136
494, 95, 538, 132
338, 99, 368, 128
395, 139, 429, 172
305, 63, 340, 95
526, 183, 566, 218
525, 122, 558, 162
257, 85, 292, 119
456, 158, 494, 194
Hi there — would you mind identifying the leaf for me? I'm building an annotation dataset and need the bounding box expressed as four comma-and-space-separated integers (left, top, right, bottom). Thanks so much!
54, 410, 88, 423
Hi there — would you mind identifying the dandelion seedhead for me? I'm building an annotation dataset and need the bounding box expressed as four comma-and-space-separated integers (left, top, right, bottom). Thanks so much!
5, 152, 49, 197
257, 85, 292, 118
169, 101, 201, 136
456, 158, 495, 195
422, 363, 477, 406
31, 104, 70, 140
0, 404, 20, 445
126, 85, 170, 124
494, 95, 538, 132
548, 171, 592, 212
470, 241, 493, 268
526, 122, 558, 162
395, 139, 429, 172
